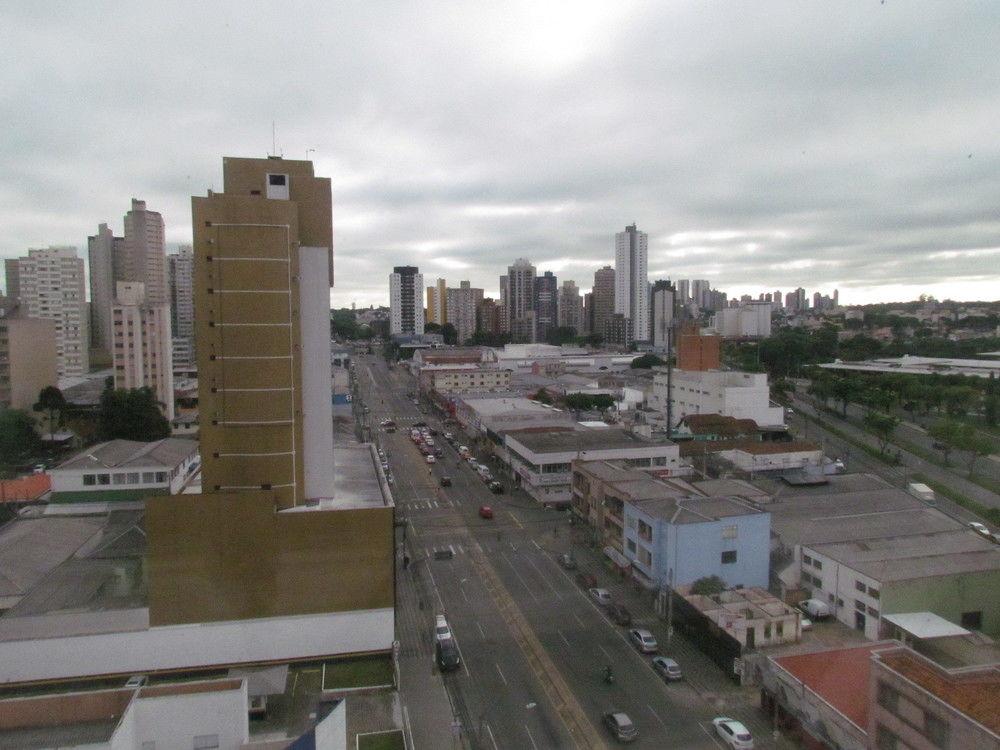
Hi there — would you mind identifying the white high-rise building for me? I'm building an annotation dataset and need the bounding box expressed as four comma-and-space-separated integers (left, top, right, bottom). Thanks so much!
504, 258, 536, 343
615, 224, 649, 340
446, 280, 483, 345
122, 198, 168, 306
5, 247, 88, 377
558, 280, 583, 332
691, 279, 711, 310
168, 245, 195, 365
87, 223, 124, 354
390, 266, 424, 336
651, 283, 675, 352
112, 281, 175, 420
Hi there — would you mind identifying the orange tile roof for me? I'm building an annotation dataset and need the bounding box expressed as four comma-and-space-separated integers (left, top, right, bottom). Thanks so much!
878, 650, 1000, 734
0, 474, 50, 503
775, 643, 896, 730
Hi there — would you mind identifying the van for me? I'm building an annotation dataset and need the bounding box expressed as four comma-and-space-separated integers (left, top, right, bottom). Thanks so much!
799, 598, 831, 620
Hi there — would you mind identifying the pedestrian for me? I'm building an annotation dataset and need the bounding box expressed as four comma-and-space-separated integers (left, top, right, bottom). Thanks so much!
403, 554, 410, 570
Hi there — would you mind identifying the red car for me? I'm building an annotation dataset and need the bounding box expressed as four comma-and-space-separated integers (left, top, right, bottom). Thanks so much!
478, 505, 494, 520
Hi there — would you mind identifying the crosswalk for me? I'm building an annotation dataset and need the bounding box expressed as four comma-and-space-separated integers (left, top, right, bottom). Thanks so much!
402, 498, 461, 510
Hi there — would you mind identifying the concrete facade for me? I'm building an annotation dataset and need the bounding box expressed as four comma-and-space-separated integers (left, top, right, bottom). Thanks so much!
121, 199, 168, 307
0, 313, 58, 410
614, 225, 649, 340
88, 223, 124, 354
112, 282, 175, 420
650, 368, 785, 429
591, 266, 615, 341
446, 280, 483, 344
558, 280, 583, 332
390, 266, 424, 336
503, 258, 536, 343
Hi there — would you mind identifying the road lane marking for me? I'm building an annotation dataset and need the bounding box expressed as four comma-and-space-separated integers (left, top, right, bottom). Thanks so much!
532, 540, 541, 550
477, 622, 486, 638
647, 703, 670, 734
524, 725, 539, 750
523, 555, 561, 600
485, 722, 499, 750
510, 513, 524, 529
573, 612, 585, 627
700, 722, 727, 748
495, 663, 508, 686
402, 705, 415, 750
500, 552, 540, 603
457, 544, 465, 554
598, 644, 613, 660
557, 629, 572, 647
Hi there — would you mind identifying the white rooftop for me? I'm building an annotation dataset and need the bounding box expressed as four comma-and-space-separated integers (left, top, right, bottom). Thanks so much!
882, 612, 971, 640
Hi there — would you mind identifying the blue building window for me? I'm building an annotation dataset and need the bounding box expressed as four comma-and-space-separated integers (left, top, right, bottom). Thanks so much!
721, 550, 737, 564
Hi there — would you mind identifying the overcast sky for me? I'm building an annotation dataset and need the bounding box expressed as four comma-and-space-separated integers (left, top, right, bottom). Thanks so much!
3, 2, 999, 308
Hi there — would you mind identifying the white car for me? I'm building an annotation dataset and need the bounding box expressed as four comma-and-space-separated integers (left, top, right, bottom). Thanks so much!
425, 455, 436, 464
969, 521, 990, 537
589, 588, 613, 607
629, 628, 658, 654
435, 614, 452, 642
800, 617, 813, 631
712, 717, 754, 749
651, 656, 682, 681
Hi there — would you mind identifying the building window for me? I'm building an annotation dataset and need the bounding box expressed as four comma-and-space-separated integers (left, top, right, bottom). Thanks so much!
142, 472, 155, 483
155, 472, 167, 483
193, 736, 220, 750
868, 586, 880, 599
776, 622, 783, 637
638, 547, 652, 567
113, 473, 127, 485
127, 473, 140, 484
802, 554, 812, 565
97, 473, 110, 485
855, 581, 866, 592
626, 539, 636, 553
961, 611, 982, 630
722, 525, 737, 539
855, 599, 866, 611
721, 550, 737, 564
764, 624, 771, 639
813, 559, 822, 570
924, 712, 948, 748
83, 474, 96, 486
877, 681, 899, 714
875, 725, 900, 750
867, 606, 879, 617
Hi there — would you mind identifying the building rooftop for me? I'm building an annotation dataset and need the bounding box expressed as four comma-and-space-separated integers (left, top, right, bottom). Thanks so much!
680, 413, 760, 436
462, 396, 567, 416
55, 439, 198, 472
680, 439, 819, 458
806, 529, 1000, 582
680, 586, 798, 625
508, 428, 674, 454
882, 612, 971, 640
631, 495, 765, 525
773, 642, 898, 731
819, 355, 1000, 379
875, 647, 1000, 734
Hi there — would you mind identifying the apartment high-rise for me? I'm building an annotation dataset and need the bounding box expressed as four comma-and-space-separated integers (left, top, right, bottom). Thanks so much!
615, 224, 649, 341
446, 280, 483, 344
147, 155, 394, 637
87, 222, 125, 354
676, 279, 690, 306
168, 245, 195, 366
477, 297, 502, 336
121, 198, 168, 306
534, 270, 558, 343
112, 281, 174, 420
504, 258, 536, 343
426, 277, 447, 326
390, 266, 424, 335
0, 300, 57, 411
651, 280, 675, 352
691, 279, 711, 310
5, 247, 88, 377
558, 280, 583, 333
582, 292, 593, 335
591, 265, 615, 342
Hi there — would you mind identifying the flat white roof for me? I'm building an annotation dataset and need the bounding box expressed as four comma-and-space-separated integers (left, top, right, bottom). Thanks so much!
883, 612, 970, 640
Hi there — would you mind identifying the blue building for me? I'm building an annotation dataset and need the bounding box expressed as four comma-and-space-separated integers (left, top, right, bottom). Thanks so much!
622, 495, 770, 590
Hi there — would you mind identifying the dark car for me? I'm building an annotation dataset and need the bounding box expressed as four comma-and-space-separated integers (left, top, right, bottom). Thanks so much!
576, 572, 598, 588
557, 553, 577, 570
413, 421, 427, 428
436, 639, 461, 672
602, 712, 638, 743
488, 481, 504, 494
607, 603, 632, 626
440, 476, 452, 487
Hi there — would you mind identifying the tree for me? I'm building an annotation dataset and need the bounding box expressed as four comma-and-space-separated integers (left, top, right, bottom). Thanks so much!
545, 326, 578, 346
942, 386, 978, 417
864, 411, 900, 455
928, 419, 962, 466
532, 389, 553, 405
770, 377, 793, 403
440, 323, 458, 345
576, 333, 603, 348
592, 394, 616, 411
690, 575, 726, 596
985, 394, 999, 427
0, 409, 40, 467
98, 387, 171, 442
955, 426, 993, 477
630, 354, 665, 369
424, 322, 442, 334
33, 385, 67, 442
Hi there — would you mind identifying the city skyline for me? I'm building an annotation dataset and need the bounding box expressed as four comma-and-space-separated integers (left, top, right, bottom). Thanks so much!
3, 4, 999, 308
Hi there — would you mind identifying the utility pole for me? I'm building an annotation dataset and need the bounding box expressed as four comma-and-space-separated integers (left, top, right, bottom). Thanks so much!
666, 323, 674, 437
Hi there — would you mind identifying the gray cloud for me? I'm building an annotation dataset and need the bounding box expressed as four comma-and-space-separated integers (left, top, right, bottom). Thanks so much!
2, 1, 999, 306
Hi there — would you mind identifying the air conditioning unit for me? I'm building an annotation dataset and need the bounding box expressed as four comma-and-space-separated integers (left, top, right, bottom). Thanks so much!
248, 694, 268, 717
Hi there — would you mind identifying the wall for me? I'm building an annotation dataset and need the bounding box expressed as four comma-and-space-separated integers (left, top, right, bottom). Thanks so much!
882, 570, 1000, 639
132, 684, 248, 750
800, 547, 884, 639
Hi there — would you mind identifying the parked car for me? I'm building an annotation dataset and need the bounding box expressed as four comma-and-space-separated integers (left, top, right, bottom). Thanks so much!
799, 598, 832, 620
425, 455, 436, 464
629, 628, 658, 654
712, 717, 754, 749
800, 617, 813, 631
602, 712, 638, 743
576, 572, 598, 588
440, 476, 452, 487
478, 505, 494, 520
444, 432, 454, 441
651, 656, 682, 681
436, 639, 461, 672
589, 588, 613, 607
557, 553, 577, 570
434, 614, 452, 642
969, 521, 991, 537
607, 603, 632, 626
488, 481, 504, 494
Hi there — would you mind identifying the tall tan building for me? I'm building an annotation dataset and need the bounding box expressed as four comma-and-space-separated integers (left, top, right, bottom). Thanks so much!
446, 280, 483, 344
148, 156, 394, 633
0, 300, 58, 411
121, 198, 168, 306
591, 265, 616, 342
426, 277, 447, 325
4, 246, 88, 377
112, 281, 174, 420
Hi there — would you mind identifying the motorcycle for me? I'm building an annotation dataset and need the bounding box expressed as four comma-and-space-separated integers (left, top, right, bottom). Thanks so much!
603, 666, 614, 685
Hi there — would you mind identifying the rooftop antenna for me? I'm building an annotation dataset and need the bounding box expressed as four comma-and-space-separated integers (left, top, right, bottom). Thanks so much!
306, 147, 317, 160
271, 121, 276, 157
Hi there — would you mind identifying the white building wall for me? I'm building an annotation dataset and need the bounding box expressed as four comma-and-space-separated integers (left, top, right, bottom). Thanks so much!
800, 546, 883, 640
132, 684, 249, 750
651, 369, 785, 428
299, 246, 336, 500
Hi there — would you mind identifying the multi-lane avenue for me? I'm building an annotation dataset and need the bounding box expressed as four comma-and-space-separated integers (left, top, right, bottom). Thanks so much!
354, 353, 787, 749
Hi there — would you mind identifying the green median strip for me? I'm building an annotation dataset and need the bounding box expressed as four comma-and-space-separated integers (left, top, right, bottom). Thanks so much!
911, 473, 1000, 526
357, 730, 405, 750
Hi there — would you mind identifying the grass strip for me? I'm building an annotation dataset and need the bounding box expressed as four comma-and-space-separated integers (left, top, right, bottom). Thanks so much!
911, 473, 1000, 526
